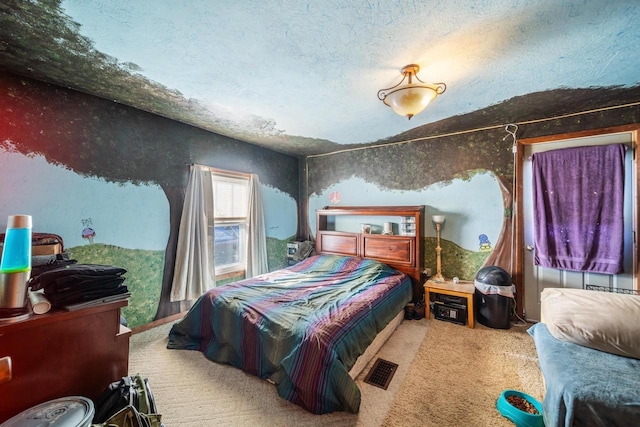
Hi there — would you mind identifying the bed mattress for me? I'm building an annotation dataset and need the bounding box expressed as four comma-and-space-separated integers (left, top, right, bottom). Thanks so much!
167, 254, 412, 414
528, 322, 640, 426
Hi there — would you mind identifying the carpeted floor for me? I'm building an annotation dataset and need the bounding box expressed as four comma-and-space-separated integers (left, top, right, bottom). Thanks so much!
128, 317, 430, 427
383, 320, 545, 427
128, 318, 544, 426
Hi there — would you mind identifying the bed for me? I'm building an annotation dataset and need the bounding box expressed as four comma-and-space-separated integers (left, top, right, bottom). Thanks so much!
167, 205, 423, 414
527, 287, 640, 426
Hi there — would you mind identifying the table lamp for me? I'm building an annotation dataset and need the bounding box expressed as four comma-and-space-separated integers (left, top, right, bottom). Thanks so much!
0, 214, 32, 319
432, 215, 445, 282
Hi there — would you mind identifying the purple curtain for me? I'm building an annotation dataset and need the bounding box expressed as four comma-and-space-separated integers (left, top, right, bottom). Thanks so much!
532, 143, 625, 274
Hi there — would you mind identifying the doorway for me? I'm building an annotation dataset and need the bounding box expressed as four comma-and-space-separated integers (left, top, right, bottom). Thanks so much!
515, 126, 640, 322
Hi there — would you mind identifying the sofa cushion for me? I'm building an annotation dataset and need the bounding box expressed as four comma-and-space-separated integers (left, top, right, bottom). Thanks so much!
541, 287, 640, 359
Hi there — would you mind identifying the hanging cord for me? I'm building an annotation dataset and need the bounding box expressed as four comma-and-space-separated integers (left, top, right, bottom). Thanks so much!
503, 123, 518, 148
502, 124, 528, 326
502, 123, 518, 275
510, 296, 528, 327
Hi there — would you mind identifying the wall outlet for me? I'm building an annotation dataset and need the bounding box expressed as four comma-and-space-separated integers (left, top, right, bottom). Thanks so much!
422, 268, 432, 277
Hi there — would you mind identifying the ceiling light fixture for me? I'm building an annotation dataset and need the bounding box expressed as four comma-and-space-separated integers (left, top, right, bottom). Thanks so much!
377, 64, 446, 120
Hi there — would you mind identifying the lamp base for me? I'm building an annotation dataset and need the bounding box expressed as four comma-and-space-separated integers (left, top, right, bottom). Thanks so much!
432, 273, 445, 283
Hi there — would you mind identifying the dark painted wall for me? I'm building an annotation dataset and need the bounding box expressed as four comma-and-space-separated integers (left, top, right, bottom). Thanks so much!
3, 67, 638, 322
304, 87, 640, 306
0, 71, 299, 323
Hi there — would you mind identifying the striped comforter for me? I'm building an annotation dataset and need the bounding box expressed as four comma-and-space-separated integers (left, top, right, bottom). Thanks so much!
167, 254, 412, 414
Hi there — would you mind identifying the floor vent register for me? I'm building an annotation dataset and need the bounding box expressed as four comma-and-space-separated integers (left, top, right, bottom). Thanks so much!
363, 358, 398, 390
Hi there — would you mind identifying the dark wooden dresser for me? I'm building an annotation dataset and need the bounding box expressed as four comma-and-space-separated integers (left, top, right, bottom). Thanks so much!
0, 300, 130, 422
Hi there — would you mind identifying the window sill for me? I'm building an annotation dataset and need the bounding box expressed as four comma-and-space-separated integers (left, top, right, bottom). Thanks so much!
216, 269, 245, 281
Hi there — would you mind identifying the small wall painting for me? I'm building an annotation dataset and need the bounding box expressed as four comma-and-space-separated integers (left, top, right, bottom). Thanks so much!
479, 234, 492, 252
329, 191, 341, 204
82, 218, 96, 244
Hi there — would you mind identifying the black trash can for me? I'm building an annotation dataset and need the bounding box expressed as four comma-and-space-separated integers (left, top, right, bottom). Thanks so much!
474, 266, 514, 329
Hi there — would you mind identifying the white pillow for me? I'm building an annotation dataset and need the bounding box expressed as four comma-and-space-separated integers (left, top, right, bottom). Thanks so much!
541, 287, 640, 359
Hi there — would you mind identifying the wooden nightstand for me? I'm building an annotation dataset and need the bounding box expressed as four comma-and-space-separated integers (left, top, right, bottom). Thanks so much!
424, 278, 475, 328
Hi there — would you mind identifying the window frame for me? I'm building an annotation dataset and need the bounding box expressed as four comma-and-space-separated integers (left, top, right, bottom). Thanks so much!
209, 169, 250, 277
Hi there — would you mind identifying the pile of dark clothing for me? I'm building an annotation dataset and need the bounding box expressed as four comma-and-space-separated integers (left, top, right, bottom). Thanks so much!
29, 254, 129, 309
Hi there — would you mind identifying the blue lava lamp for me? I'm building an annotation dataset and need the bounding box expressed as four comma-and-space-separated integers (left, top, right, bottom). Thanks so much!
0, 215, 32, 310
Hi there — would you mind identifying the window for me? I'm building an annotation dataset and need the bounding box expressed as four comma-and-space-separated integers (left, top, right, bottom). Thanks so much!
211, 173, 249, 275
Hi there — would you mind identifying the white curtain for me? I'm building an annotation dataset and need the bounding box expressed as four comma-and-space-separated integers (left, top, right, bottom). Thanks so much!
246, 174, 268, 277
170, 165, 216, 302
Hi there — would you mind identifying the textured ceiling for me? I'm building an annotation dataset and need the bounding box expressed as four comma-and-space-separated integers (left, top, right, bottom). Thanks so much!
1, 0, 639, 156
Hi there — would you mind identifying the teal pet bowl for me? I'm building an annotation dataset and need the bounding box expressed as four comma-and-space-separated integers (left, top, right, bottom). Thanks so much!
496, 389, 544, 427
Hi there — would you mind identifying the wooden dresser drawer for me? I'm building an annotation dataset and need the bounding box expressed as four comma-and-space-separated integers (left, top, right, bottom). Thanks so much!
362, 235, 414, 265
317, 231, 359, 256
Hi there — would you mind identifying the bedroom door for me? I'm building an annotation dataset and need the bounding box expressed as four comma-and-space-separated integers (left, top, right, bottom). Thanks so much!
521, 131, 637, 322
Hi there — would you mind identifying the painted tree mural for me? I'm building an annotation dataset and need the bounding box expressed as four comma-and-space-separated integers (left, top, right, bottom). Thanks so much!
306, 93, 640, 313
307, 126, 516, 271
0, 0, 340, 157
2, 0, 640, 322
0, 73, 299, 319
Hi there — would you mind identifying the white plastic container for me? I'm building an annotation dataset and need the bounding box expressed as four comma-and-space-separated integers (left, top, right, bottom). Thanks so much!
0, 396, 94, 427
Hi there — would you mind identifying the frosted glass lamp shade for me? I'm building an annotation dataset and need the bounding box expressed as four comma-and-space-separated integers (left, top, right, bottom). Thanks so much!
383, 85, 438, 119
432, 215, 446, 224
377, 64, 446, 120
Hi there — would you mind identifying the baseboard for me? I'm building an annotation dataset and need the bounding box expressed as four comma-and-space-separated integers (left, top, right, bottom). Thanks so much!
131, 311, 187, 335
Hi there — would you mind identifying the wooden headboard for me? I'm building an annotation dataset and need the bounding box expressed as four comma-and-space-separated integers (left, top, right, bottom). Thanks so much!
315, 205, 424, 302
